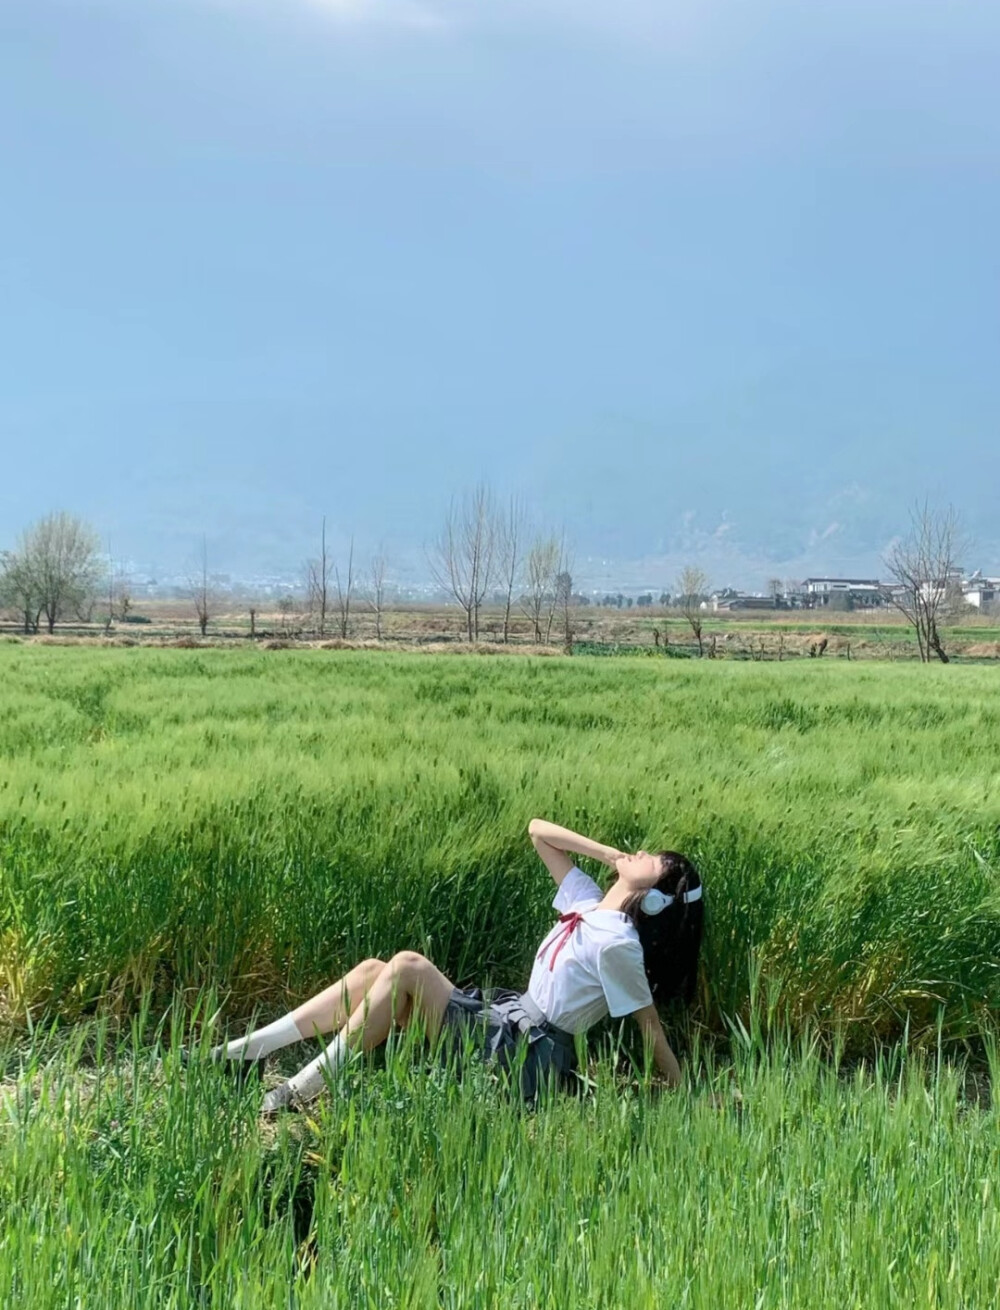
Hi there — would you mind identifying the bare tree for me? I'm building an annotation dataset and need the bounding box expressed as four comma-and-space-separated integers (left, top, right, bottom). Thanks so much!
277, 593, 297, 635
497, 496, 527, 644
305, 517, 333, 636
333, 536, 355, 639
883, 501, 966, 664
545, 538, 573, 644
520, 535, 560, 642
429, 485, 498, 642
190, 536, 213, 637
74, 592, 98, 624
1, 513, 100, 634
554, 549, 576, 651
116, 574, 132, 625
366, 548, 389, 641
104, 549, 116, 635
103, 541, 132, 634
676, 565, 710, 656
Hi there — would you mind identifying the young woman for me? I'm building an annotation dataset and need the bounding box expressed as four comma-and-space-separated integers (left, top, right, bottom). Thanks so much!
203, 819, 704, 1116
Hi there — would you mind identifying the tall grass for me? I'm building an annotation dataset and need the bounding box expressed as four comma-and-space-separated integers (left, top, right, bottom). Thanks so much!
3, 1010, 1000, 1308
4, 647, 1000, 1305
2, 646, 1000, 1046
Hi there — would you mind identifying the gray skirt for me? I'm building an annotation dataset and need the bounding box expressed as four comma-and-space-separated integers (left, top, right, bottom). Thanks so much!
440, 986, 578, 1101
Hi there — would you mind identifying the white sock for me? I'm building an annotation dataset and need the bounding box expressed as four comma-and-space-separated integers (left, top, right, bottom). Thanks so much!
214, 1013, 303, 1062
285, 1033, 350, 1103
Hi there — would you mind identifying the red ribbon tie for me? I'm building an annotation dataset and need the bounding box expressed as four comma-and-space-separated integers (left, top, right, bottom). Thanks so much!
536, 911, 585, 972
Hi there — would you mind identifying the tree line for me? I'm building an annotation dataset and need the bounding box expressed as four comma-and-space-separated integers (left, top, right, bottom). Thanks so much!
300, 488, 576, 646
0, 499, 969, 660
0, 496, 578, 645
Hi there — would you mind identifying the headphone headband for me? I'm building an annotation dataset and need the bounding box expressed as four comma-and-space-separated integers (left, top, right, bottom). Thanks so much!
640, 884, 703, 916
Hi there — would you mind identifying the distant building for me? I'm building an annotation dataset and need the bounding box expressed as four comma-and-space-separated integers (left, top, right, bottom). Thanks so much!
963, 572, 1000, 611
800, 578, 884, 609
916, 568, 963, 607
709, 590, 776, 612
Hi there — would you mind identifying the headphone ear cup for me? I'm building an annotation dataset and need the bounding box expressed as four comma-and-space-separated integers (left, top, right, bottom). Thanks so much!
641, 888, 671, 916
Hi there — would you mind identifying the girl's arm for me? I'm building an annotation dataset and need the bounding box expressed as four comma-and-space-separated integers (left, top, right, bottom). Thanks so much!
528, 818, 624, 886
631, 1004, 682, 1087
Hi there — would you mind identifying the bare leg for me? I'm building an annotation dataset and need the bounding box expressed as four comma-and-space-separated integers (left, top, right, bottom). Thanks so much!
342, 950, 455, 1052
213, 957, 386, 1062
291, 958, 387, 1038
268, 951, 455, 1111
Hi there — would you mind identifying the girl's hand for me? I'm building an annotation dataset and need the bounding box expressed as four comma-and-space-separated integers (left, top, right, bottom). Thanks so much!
529, 820, 626, 885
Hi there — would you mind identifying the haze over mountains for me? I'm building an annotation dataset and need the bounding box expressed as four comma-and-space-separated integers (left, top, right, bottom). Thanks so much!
2, 0, 998, 590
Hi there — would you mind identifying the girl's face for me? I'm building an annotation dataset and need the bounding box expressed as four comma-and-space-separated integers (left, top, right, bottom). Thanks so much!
614, 850, 665, 890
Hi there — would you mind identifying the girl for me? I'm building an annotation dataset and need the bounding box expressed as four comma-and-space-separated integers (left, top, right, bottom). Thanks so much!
203, 819, 704, 1116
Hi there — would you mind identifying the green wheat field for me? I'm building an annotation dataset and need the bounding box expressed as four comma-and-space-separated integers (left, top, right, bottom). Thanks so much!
3, 645, 1000, 1307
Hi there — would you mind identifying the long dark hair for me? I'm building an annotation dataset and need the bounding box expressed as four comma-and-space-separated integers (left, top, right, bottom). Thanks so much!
621, 852, 704, 1006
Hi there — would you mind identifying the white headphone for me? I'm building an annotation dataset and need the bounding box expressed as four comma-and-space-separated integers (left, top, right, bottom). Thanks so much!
640, 884, 703, 916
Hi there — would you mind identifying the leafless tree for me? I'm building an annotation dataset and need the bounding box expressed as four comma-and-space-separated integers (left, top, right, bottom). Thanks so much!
277, 594, 297, 634
497, 496, 527, 643
520, 534, 560, 642
554, 551, 576, 651
882, 501, 966, 664
103, 541, 132, 634
545, 538, 572, 644
429, 485, 498, 642
104, 552, 116, 635
366, 548, 389, 641
305, 516, 332, 636
1, 512, 100, 634
116, 575, 132, 625
190, 536, 213, 637
333, 536, 355, 639
73, 591, 96, 623
676, 564, 710, 656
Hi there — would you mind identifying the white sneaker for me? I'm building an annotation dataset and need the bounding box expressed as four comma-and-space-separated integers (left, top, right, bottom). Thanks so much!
260, 1081, 305, 1119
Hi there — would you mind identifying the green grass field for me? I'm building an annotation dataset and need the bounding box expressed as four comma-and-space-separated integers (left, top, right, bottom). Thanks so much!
3, 646, 1000, 1306
5, 1016, 1000, 1309
3, 645, 999, 1040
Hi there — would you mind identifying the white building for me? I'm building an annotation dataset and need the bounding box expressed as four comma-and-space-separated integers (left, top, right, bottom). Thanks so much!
917, 568, 964, 606
963, 572, 1000, 610
800, 578, 884, 609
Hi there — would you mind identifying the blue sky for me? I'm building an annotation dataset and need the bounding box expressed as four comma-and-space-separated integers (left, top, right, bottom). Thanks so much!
2, 0, 998, 588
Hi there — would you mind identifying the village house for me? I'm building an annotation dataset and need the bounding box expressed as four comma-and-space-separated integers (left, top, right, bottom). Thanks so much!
916, 568, 964, 606
709, 591, 777, 612
697, 570, 999, 616
800, 577, 884, 609
962, 571, 1000, 611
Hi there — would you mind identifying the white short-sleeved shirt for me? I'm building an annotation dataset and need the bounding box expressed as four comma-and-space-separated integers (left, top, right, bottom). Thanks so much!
526, 866, 654, 1033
